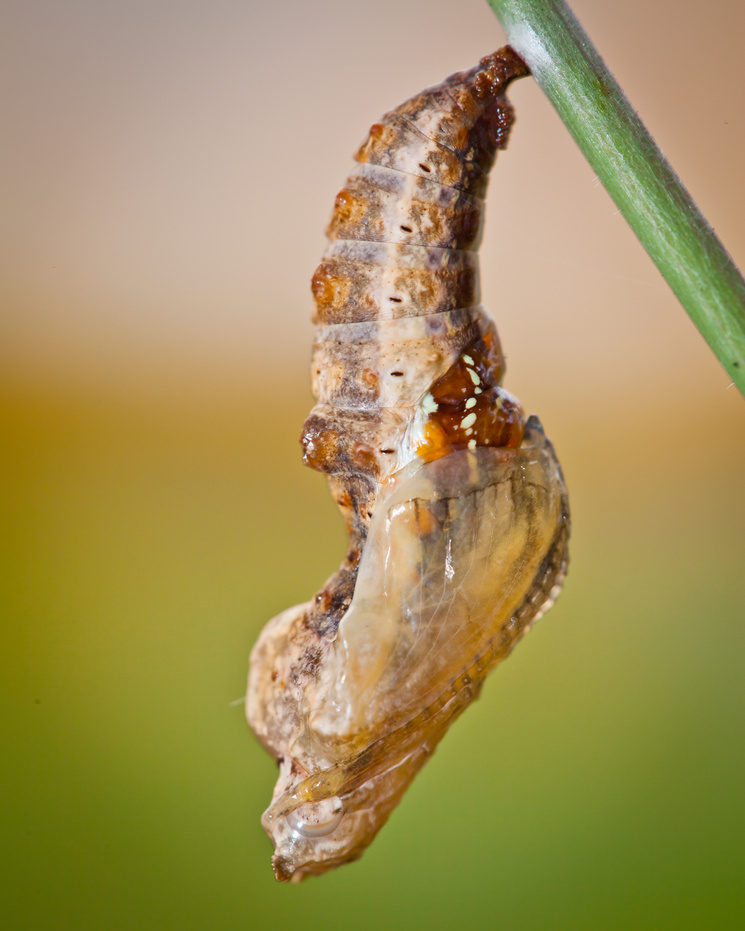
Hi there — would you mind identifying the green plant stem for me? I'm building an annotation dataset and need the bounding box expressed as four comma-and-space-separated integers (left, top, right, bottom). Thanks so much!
486, 0, 745, 397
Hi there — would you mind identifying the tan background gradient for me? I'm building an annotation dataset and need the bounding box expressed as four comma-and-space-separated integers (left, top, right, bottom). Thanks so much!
2, 1, 744, 928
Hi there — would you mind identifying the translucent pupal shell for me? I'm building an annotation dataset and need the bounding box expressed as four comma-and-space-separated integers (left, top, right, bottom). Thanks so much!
247, 420, 568, 882
311, 421, 567, 747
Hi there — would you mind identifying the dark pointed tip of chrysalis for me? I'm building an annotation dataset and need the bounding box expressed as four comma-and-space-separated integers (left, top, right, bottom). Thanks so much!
492, 45, 531, 82
469, 45, 530, 101
456, 46, 530, 160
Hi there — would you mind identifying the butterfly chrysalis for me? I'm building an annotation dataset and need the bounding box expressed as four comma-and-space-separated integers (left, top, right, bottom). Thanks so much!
247, 46, 569, 883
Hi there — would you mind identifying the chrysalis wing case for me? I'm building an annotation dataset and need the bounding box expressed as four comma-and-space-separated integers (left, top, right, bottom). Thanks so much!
247, 47, 569, 882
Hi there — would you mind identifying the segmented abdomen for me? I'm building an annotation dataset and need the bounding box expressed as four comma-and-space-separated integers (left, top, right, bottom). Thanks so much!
302, 48, 530, 635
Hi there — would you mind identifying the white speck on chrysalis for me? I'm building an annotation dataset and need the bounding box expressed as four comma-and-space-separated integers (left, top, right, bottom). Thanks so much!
461, 412, 477, 429
422, 392, 439, 414
465, 397, 477, 409
467, 368, 480, 385
462, 354, 474, 366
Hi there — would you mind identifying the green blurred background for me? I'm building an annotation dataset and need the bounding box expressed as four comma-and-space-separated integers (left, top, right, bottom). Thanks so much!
2, 1, 744, 928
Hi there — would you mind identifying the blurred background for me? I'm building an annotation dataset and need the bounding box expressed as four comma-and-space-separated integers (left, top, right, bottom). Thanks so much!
2, 1, 743, 928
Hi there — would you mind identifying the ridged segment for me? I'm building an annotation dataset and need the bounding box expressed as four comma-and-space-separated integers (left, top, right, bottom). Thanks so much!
311, 307, 490, 410
327, 163, 484, 250
312, 240, 480, 325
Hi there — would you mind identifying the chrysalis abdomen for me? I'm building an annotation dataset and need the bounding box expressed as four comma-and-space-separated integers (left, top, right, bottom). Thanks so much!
247, 47, 569, 883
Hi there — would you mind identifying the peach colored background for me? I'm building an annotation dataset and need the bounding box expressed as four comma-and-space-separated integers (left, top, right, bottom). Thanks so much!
3, 0, 744, 420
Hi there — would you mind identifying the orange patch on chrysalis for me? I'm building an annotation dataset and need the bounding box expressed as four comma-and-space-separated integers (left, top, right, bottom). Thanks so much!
311, 263, 350, 314
354, 122, 397, 163
418, 391, 524, 463
416, 333, 525, 463
329, 189, 368, 229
